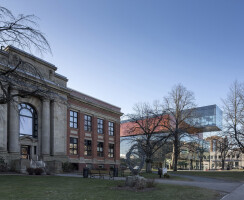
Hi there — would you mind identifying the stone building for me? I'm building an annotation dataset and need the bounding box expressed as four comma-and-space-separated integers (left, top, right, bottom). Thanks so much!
0, 46, 122, 172
206, 136, 244, 170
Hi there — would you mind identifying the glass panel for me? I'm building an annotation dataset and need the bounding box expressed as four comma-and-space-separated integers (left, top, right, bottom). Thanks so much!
19, 116, 33, 135
20, 108, 32, 117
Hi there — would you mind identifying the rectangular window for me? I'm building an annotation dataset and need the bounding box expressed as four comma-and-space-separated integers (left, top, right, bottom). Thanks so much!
34, 146, 37, 155
86, 163, 93, 169
108, 144, 114, 158
70, 110, 78, 128
98, 165, 104, 169
97, 119, 103, 134
97, 142, 104, 157
110, 165, 115, 170
84, 140, 92, 156
84, 115, 92, 131
108, 122, 114, 136
70, 137, 78, 155
212, 139, 217, 151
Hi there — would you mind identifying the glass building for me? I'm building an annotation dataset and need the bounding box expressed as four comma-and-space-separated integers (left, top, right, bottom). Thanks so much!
192, 105, 222, 132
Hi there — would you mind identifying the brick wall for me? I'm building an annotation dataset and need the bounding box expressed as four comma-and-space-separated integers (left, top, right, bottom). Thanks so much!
67, 98, 121, 171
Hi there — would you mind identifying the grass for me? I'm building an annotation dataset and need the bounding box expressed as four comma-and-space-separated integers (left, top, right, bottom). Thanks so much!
0, 175, 221, 200
169, 171, 244, 182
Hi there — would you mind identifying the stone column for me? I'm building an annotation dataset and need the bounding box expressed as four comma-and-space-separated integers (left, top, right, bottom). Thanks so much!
42, 99, 50, 155
8, 89, 19, 153
0, 89, 7, 152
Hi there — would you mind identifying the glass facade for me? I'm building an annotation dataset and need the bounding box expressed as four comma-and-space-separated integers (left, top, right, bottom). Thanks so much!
192, 105, 222, 132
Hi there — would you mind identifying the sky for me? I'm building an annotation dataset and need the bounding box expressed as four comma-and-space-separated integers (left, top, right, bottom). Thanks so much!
2, 0, 244, 115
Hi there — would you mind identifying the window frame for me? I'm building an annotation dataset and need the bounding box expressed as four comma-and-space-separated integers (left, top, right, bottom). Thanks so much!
108, 122, 114, 136
19, 103, 38, 138
97, 118, 104, 134
84, 115, 92, 132
84, 139, 92, 156
97, 142, 104, 157
108, 143, 114, 158
70, 137, 78, 155
70, 110, 78, 129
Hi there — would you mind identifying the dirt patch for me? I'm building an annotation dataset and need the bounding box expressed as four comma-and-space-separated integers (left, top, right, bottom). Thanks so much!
215, 191, 228, 199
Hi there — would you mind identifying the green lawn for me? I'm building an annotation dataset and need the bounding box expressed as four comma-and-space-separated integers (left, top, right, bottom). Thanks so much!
169, 171, 244, 182
0, 175, 221, 200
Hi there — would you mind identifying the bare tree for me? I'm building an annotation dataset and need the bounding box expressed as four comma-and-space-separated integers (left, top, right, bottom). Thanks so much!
223, 81, 244, 153
0, 6, 51, 105
163, 84, 197, 171
0, 6, 51, 54
124, 102, 171, 173
217, 136, 233, 170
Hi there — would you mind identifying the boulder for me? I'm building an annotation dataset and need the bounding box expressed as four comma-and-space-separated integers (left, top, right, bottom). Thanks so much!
125, 175, 147, 189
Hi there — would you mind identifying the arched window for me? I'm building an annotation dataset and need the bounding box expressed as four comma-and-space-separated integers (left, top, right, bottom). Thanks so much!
19, 103, 38, 138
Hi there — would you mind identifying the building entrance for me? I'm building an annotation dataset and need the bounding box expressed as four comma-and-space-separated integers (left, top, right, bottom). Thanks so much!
21, 145, 30, 159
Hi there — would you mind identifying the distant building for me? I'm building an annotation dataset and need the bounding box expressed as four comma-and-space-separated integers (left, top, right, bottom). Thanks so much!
206, 136, 244, 170
120, 105, 223, 170
0, 46, 122, 173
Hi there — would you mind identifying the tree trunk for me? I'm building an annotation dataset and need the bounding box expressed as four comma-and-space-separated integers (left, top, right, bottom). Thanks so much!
173, 146, 178, 171
221, 159, 225, 170
173, 136, 178, 171
190, 159, 193, 170
171, 145, 175, 170
200, 158, 203, 170
146, 161, 152, 173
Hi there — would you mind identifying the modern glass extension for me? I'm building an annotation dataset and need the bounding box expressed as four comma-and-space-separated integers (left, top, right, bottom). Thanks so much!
192, 105, 222, 132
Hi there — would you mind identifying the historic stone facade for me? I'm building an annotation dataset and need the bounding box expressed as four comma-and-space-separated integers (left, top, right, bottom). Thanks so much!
0, 46, 122, 173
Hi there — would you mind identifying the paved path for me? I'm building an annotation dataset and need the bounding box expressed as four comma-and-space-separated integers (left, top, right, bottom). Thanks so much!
156, 174, 243, 199
221, 183, 244, 200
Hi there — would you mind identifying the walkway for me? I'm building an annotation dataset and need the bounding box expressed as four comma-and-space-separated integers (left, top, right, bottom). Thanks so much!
221, 183, 244, 200
155, 174, 243, 199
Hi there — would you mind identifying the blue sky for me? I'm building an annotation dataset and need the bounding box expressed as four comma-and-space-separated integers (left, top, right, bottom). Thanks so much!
2, 0, 244, 115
